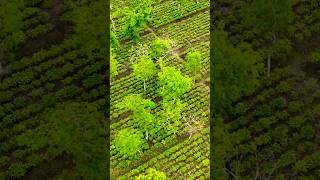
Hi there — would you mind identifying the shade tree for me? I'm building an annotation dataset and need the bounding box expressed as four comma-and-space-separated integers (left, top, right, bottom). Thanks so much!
110, 30, 120, 49
112, 128, 146, 160
158, 66, 192, 101
116, 94, 157, 139
212, 25, 263, 114
121, 0, 153, 42
149, 38, 171, 59
159, 99, 186, 136
241, 0, 294, 75
132, 56, 157, 91
16, 102, 107, 179
185, 50, 203, 84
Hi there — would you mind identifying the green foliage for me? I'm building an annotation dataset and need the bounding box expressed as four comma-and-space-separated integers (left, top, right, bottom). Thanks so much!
269, 38, 292, 59
135, 168, 168, 179
116, 94, 156, 115
159, 99, 186, 135
149, 38, 171, 59
271, 97, 287, 109
0, 0, 26, 50
16, 102, 107, 179
110, 30, 120, 49
113, 128, 146, 159
63, 1, 107, 59
117, 94, 157, 139
212, 117, 233, 180
121, 0, 153, 42
110, 48, 118, 79
242, 0, 294, 41
132, 56, 157, 91
212, 25, 263, 114
8, 162, 26, 177
288, 101, 303, 113
308, 50, 320, 64
158, 66, 192, 100
186, 50, 203, 83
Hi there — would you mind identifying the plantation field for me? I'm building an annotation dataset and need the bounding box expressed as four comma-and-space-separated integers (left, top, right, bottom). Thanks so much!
110, 0, 210, 179
0, 0, 107, 179
212, 0, 320, 179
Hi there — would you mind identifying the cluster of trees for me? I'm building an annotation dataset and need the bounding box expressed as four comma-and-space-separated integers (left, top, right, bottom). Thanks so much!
212, 0, 320, 179
212, 24, 263, 114
1, 0, 110, 179
111, 35, 204, 164
13, 102, 107, 179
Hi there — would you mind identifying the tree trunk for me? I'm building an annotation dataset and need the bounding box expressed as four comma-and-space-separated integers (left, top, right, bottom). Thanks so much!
267, 54, 271, 77
143, 80, 146, 91
193, 72, 196, 84
146, 131, 148, 140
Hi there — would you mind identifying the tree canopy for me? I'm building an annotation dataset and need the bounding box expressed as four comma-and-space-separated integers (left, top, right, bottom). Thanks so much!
135, 168, 168, 180
132, 56, 157, 91
121, 0, 153, 42
212, 25, 263, 114
16, 102, 107, 179
112, 128, 146, 159
186, 50, 203, 83
158, 66, 192, 101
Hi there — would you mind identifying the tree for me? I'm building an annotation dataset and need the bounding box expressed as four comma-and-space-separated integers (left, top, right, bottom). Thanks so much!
212, 117, 234, 180
135, 168, 168, 179
112, 128, 146, 159
212, 25, 263, 114
0, 0, 26, 50
132, 56, 157, 91
110, 30, 120, 49
121, 0, 153, 42
149, 38, 171, 59
241, 0, 294, 75
110, 48, 118, 79
63, 1, 108, 60
116, 94, 156, 116
116, 94, 157, 139
158, 66, 192, 101
185, 50, 203, 84
16, 102, 107, 179
159, 99, 186, 135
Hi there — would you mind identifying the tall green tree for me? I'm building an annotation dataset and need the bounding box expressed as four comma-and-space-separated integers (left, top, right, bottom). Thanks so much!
158, 66, 192, 101
212, 26, 263, 114
0, 0, 26, 51
242, 0, 294, 75
132, 56, 157, 91
16, 102, 107, 179
159, 99, 186, 135
112, 128, 146, 160
121, 0, 153, 42
110, 30, 120, 49
149, 38, 171, 59
185, 50, 203, 84
212, 117, 234, 180
116, 94, 157, 139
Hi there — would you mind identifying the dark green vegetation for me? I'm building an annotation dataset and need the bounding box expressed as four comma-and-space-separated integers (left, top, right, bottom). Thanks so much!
0, 0, 107, 179
111, 0, 210, 179
212, 0, 320, 179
